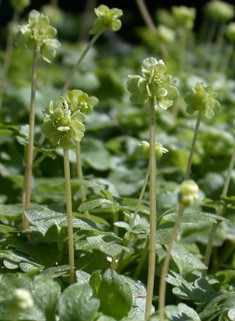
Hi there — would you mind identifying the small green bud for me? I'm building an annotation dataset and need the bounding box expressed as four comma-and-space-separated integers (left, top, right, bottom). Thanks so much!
172, 6, 196, 30
66, 89, 99, 115
156, 9, 176, 29
140, 141, 168, 159
12, 288, 34, 311
179, 180, 199, 206
184, 82, 220, 118
225, 22, 235, 41
90, 5, 123, 35
41, 96, 85, 148
41, 4, 64, 27
205, 0, 234, 21
126, 57, 179, 109
157, 25, 176, 44
11, 0, 30, 13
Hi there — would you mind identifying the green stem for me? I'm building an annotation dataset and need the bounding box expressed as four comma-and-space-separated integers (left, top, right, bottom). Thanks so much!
145, 97, 157, 320
117, 166, 149, 273
60, 29, 103, 96
185, 109, 202, 180
22, 45, 38, 230
158, 203, 184, 321
134, 238, 149, 279
63, 147, 75, 284
203, 146, 235, 276
209, 21, 226, 72
220, 41, 234, 74
76, 141, 89, 218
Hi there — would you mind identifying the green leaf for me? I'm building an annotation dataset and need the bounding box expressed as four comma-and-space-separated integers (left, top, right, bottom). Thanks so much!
58, 283, 100, 321
40, 265, 72, 278
161, 211, 227, 224
0, 273, 32, 300
171, 243, 207, 276
97, 269, 132, 319
164, 303, 201, 321
77, 198, 115, 212
32, 275, 61, 321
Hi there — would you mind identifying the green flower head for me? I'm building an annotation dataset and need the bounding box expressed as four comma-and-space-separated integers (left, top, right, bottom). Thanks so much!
179, 180, 199, 206
184, 82, 220, 118
41, 97, 85, 148
11, 0, 30, 13
41, 4, 64, 27
15, 10, 60, 62
172, 6, 196, 30
126, 57, 179, 109
90, 5, 123, 35
66, 90, 99, 115
225, 22, 235, 41
140, 141, 168, 159
205, 0, 234, 21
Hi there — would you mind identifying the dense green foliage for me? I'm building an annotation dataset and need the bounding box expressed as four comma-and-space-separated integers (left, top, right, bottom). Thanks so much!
1, 0, 235, 320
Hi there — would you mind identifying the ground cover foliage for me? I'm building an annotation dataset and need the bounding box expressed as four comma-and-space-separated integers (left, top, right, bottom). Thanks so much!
1, 0, 235, 320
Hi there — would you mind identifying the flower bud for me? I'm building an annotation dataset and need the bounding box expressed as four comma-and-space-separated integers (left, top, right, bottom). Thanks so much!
225, 22, 235, 41
12, 288, 34, 311
172, 6, 196, 30
205, 0, 234, 22
11, 0, 30, 13
41, 4, 64, 27
179, 180, 199, 206
140, 141, 168, 159
66, 89, 99, 115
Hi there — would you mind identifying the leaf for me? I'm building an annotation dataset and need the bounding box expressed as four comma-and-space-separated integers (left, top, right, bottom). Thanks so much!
40, 265, 72, 278
58, 283, 100, 321
76, 270, 91, 285
171, 243, 207, 276
0, 273, 32, 300
0, 122, 21, 138
32, 275, 61, 321
77, 198, 115, 212
163, 303, 201, 321
161, 211, 227, 224
97, 269, 132, 319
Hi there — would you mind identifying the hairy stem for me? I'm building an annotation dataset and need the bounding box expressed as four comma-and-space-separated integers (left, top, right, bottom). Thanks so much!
76, 141, 89, 218
22, 45, 38, 230
203, 146, 235, 276
158, 203, 184, 321
63, 147, 75, 284
185, 109, 202, 180
145, 97, 157, 319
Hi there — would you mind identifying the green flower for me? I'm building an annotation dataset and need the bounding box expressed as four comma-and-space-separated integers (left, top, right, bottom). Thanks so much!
41, 97, 85, 148
225, 22, 235, 41
205, 0, 234, 22
11, 0, 30, 13
179, 180, 199, 206
66, 90, 99, 115
15, 10, 60, 63
184, 82, 220, 118
172, 6, 196, 30
41, 4, 64, 27
140, 141, 168, 159
90, 5, 123, 35
126, 57, 179, 109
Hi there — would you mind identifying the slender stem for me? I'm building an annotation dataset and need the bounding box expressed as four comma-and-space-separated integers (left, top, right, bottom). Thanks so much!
203, 146, 235, 276
209, 22, 226, 72
60, 30, 103, 96
22, 45, 38, 230
134, 238, 149, 279
117, 167, 149, 273
158, 203, 184, 321
145, 97, 157, 320
76, 141, 89, 218
185, 110, 202, 180
220, 41, 234, 74
63, 147, 75, 284
198, 17, 209, 43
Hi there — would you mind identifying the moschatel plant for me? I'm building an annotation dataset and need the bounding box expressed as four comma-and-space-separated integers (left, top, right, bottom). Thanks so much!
1, 0, 235, 320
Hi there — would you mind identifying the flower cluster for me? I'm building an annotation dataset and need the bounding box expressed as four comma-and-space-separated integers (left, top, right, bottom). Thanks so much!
172, 6, 196, 30
126, 57, 179, 109
140, 141, 168, 159
205, 0, 234, 22
41, 97, 85, 148
90, 5, 123, 35
179, 180, 199, 206
184, 82, 220, 118
41, 4, 64, 27
11, 0, 30, 13
42, 91, 99, 148
15, 10, 60, 63
66, 90, 99, 115
226, 22, 235, 41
